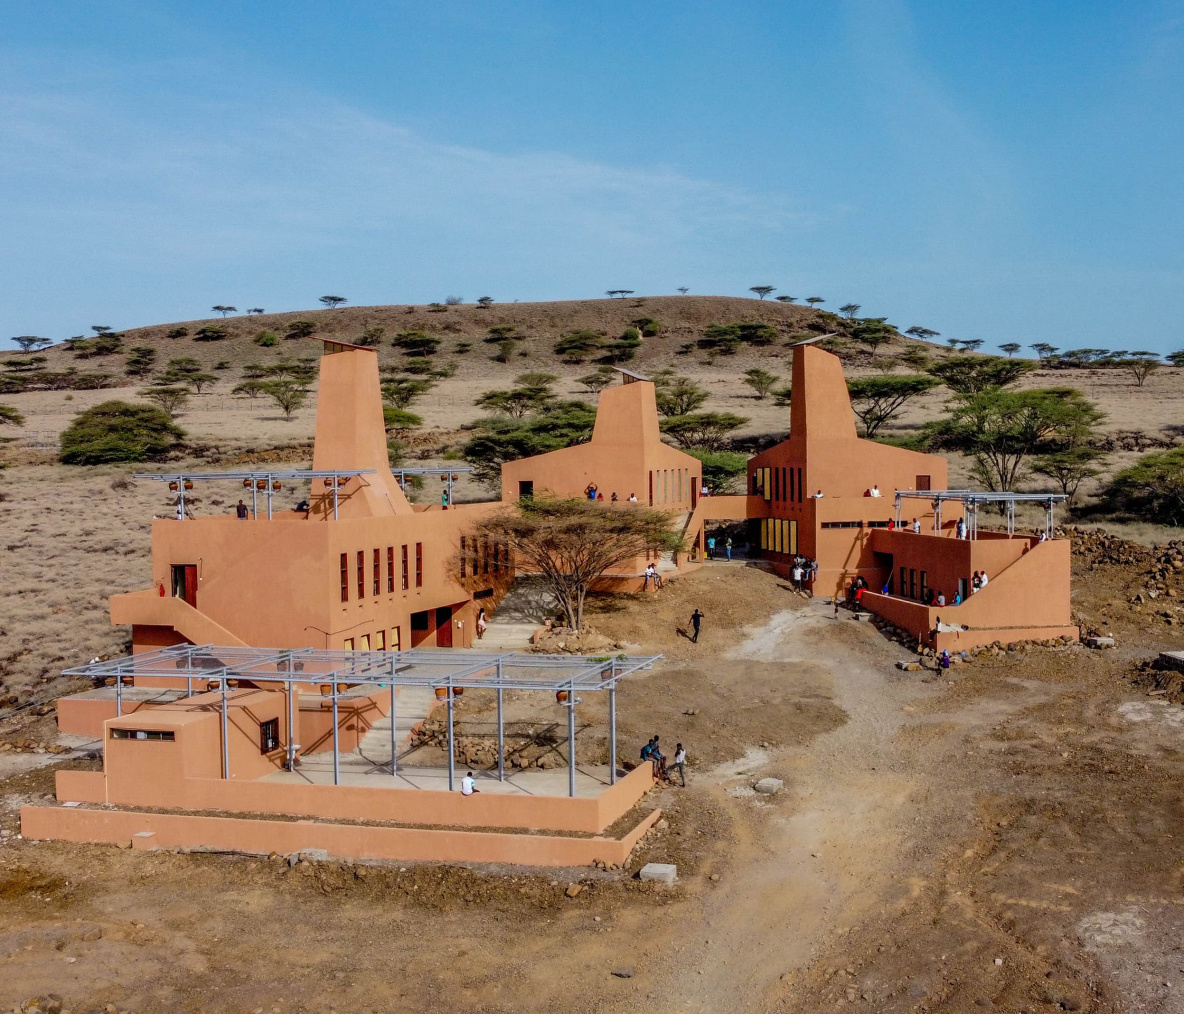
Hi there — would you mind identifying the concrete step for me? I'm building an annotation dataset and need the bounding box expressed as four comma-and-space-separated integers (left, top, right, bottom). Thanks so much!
358, 685, 438, 761
476, 621, 539, 651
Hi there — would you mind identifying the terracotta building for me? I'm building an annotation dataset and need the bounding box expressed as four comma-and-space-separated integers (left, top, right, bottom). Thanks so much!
111, 342, 511, 656
746, 341, 1076, 650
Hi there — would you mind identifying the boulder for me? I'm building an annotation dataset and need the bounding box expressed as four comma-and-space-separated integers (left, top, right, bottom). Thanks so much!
754, 777, 783, 795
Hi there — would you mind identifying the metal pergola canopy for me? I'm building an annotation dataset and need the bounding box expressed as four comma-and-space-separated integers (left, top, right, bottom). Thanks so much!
892, 488, 1068, 538
63, 645, 660, 794
133, 466, 475, 519
63, 644, 659, 692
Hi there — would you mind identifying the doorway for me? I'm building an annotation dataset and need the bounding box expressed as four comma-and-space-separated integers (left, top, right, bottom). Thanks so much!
518, 480, 534, 499
170, 564, 197, 608
435, 606, 453, 647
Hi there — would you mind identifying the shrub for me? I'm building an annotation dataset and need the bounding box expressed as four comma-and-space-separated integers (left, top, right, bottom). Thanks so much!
1098, 447, 1184, 525
393, 331, 441, 356
60, 401, 184, 465
463, 401, 597, 486
285, 320, 317, 340
124, 347, 158, 377
554, 330, 603, 362
355, 326, 385, 347
631, 317, 663, 337
382, 406, 423, 437
0, 404, 25, 426
166, 327, 189, 339
403, 358, 435, 375
193, 325, 228, 342
255, 330, 280, 347
140, 386, 190, 417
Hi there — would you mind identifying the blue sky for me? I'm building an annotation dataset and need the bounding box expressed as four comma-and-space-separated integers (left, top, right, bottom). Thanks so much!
2, 0, 1182, 353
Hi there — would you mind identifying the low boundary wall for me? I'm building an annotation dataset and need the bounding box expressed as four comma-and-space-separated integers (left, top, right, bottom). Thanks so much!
55, 761, 656, 835
20, 804, 662, 868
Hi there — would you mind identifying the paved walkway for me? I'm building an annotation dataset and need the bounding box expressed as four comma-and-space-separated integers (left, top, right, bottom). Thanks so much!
262, 756, 615, 796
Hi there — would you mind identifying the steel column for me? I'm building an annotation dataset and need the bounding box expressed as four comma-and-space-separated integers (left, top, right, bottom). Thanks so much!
331, 683, 340, 786
266, 473, 274, 520
220, 678, 229, 780
496, 659, 505, 782
251, 484, 257, 519
446, 684, 455, 791
567, 680, 576, 798
333, 476, 339, 521
287, 681, 296, 771
609, 674, 617, 786
395, 677, 404, 772
115, 673, 122, 717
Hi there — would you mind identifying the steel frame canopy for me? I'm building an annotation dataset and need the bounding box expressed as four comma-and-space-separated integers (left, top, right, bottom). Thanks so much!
133, 466, 474, 519
893, 489, 1068, 539
64, 645, 661, 796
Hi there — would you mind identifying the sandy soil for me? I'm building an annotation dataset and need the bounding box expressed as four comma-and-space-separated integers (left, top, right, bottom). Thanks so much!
3, 557, 1184, 1013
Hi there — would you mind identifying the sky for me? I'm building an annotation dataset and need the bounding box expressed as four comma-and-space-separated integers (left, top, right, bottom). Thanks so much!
1, 0, 1182, 353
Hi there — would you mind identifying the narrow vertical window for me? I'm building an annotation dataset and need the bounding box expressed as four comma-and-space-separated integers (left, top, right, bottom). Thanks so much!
401, 545, 409, 590
415, 543, 423, 587
493, 541, 500, 573
373, 548, 380, 596
387, 546, 394, 592
357, 550, 365, 599
460, 536, 467, 578
797, 467, 803, 502
340, 553, 348, 603
789, 466, 795, 503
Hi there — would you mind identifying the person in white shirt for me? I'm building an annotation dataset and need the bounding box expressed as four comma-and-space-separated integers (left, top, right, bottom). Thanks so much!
979, 571, 988, 588
811, 490, 824, 499
870, 485, 882, 497
628, 493, 638, 502
460, 771, 479, 795
912, 518, 921, 534
673, 744, 687, 787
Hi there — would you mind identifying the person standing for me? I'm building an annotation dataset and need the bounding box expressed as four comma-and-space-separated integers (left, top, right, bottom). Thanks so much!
707, 535, 716, 559
235, 499, 249, 520
792, 561, 803, 593
725, 536, 733, 561
956, 518, 966, 539
673, 743, 687, 787
912, 518, 921, 534
690, 608, 704, 643
475, 607, 488, 640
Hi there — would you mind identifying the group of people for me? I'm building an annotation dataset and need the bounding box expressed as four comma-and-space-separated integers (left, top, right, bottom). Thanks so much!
642, 563, 664, 590
790, 555, 818, 592
640, 735, 688, 786
584, 483, 639, 503
885, 517, 922, 533
705, 534, 733, 560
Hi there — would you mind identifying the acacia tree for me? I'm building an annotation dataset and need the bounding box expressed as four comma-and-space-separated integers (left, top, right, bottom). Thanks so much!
1118, 351, 1161, 386
927, 356, 1034, 394
12, 336, 51, 352
381, 376, 435, 408
247, 307, 265, 314
960, 339, 985, 352
839, 303, 861, 319
743, 368, 778, 400
653, 375, 708, 417
929, 387, 1104, 491
211, 305, 236, 316
851, 318, 896, 360
1031, 447, 1106, 505
805, 297, 825, 309
677, 287, 689, 295
469, 497, 684, 630
749, 286, 776, 300
140, 386, 190, 417
319, 295, 347, 309
262, 380, 308, 420
0, 404, 25, 426
775, 295, 796, 303
905, 326, 940, 342
660, 411, 748, 450
999, 342, 1021, 357
846, 375, 939, 438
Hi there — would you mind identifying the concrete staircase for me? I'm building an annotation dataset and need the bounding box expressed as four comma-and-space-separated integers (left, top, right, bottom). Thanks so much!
475, 576, 558, 651
357, 685, 438, 765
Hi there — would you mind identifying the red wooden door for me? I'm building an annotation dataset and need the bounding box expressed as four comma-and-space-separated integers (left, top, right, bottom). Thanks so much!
435, 607, 453, 648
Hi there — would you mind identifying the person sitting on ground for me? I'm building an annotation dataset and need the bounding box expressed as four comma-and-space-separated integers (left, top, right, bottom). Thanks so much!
888, 518, 895, 530
936, 591, 946, 607
812, 489, 825, 499
461, 771, 479, 795
295, 499, 310, 513
673, 743, 687, 787
870, 484, 882, 497
953, 591, 962, 605
863, 488, 872, 497
628, 492, 638, 502
236, 499, 249, 520
610, 492, 618, 502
